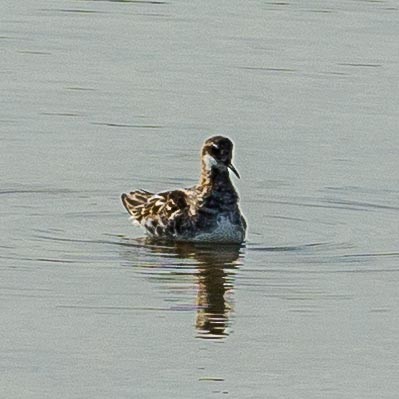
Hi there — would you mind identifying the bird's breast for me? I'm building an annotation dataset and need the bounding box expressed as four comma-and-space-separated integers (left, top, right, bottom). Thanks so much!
192, 214, 245, 243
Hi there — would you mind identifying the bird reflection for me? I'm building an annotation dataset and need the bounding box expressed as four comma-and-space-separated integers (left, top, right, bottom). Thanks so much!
120, 238, 243, 340
193, 244, 241, 339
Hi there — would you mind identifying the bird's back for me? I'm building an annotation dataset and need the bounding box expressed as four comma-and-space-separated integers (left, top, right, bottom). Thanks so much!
121, 189, 193, 239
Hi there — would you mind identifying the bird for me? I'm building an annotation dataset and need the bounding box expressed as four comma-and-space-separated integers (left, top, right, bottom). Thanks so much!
121, 136, 246, 243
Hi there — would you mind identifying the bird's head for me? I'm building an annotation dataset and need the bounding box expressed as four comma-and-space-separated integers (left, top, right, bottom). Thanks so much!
201, 136, 240, 178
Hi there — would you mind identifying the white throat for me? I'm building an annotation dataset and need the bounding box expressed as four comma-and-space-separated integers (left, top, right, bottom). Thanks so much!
202, 154, 218, 172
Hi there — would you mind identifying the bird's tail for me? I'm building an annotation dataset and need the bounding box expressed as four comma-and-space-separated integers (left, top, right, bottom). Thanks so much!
121, 189, 153, 224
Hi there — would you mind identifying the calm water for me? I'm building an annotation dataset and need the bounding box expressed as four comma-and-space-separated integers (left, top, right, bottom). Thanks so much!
1, 0, 399, 397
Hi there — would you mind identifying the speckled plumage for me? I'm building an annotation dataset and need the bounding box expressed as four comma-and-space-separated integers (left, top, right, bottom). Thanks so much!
121, 136, 246, 243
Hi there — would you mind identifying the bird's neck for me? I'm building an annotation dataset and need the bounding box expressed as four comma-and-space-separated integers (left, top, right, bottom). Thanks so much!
199, 166, 235, 194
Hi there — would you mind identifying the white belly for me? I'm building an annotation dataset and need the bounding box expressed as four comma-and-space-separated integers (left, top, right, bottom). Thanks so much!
192, 215, 245, 243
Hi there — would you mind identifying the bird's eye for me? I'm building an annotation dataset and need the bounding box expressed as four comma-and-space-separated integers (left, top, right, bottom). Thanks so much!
211, 144, 220, 155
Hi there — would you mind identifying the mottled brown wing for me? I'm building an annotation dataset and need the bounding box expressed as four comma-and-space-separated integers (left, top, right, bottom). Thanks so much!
121, 189, 153, 220
121, 189, 190, 238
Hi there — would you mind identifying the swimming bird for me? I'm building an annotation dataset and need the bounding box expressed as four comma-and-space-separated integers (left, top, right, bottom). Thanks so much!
121, 136, 246, 243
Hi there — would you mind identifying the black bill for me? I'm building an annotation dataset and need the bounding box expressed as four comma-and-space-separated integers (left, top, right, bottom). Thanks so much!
228, 163, 240, 179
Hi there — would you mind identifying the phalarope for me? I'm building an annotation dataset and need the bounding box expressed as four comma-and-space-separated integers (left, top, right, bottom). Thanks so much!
121, 136, 246, 243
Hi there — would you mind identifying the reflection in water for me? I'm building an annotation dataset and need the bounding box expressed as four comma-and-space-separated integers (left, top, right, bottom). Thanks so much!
120, 238, 244, 339
194, 244, 242, 339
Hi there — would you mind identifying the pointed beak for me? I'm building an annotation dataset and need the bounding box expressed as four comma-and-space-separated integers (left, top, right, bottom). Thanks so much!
228, 163, 240, 179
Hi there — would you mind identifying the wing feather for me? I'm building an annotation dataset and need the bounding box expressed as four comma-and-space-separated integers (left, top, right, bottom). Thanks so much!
121, 189, 191, 238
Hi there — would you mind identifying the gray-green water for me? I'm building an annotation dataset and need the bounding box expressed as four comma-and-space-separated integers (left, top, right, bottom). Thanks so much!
1, 1, 399, 398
